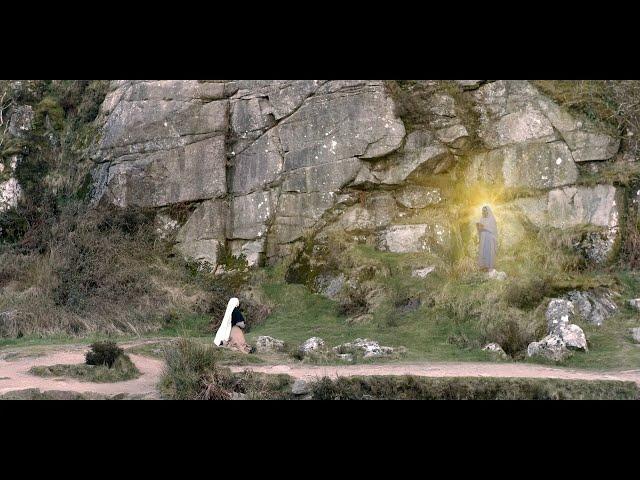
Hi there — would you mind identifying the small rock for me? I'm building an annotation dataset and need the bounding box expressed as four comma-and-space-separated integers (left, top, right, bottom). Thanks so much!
482, 343, 508, 358
291, 379, 310, 395
629, 299, 640, 312
527, 335, 572, 362
412, 266, 436, 279
255, 336, 286, 353
333, 338, 396, 358
230, 392, 247, 400
486, 269, 507, 281
299, 337, 325, 355
630, 328, 640, 344
336, 353, 354, 362
546, 299, 575, 334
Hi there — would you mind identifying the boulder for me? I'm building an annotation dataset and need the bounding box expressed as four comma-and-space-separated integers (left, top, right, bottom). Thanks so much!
566, 290, 617, 326
299, 337, 326, 355
480, 106, 556, 148
527, 335, 572, 362
255, 336, 286, 353
278, 81, 405, 169
468, 141, 578, 190
339, 192, 397, 233
271, 191, 338, 244
377, 222, 450, 254
291, 379, 310, 395
630, 328, 640, 344
509, 185, 622, 264
377, 224, 430, 253
562, 130, 620, 163
333, 338, 396, 358
546, 185, 621, 230
545, 299, 575, 333
556, 324, 588, 351
104, 136, 228, 208
482, 343, 508, 358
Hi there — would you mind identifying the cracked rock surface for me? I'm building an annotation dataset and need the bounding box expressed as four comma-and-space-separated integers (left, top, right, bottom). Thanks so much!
90, 80, 623, 270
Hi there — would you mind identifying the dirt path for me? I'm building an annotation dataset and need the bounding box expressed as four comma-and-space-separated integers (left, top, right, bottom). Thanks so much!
0, 342, 165, 399
2, 341, 639, 399
228, 362, 640, 385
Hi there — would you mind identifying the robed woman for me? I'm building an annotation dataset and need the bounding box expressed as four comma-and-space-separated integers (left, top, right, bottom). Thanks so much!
476, 205, 498, 271
214, 298, 253, 354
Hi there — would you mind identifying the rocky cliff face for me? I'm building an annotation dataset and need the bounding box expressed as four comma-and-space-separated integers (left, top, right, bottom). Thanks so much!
89, 80, 624, 270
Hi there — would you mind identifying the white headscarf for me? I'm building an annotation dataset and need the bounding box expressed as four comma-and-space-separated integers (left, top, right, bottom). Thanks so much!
214, 298, 239, 346
480, 205, 498, 236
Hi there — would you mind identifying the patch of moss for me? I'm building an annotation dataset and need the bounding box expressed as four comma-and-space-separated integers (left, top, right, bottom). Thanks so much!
34, 95, 65, 132
217, 243, 249, 271
75, 172, 93, 201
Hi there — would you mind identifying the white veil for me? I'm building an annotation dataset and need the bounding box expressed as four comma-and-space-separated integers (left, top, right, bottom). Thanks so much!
480, 206, 498, 236
214, 297, 239, 346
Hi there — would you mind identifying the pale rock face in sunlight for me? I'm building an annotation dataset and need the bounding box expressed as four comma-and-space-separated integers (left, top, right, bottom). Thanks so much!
89, 80, 622, 270
0, 177, 22, 212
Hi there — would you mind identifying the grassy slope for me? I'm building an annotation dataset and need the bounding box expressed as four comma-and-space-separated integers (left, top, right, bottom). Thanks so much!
3, 251, 638, 371
246, 246, 640, 370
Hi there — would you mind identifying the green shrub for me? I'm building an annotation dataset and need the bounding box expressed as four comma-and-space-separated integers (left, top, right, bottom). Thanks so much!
160, 339, 290, 400
85, 341, 124, 368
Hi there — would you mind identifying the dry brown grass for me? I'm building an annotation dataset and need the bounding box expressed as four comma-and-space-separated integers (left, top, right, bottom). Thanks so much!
0, 202, 213, 338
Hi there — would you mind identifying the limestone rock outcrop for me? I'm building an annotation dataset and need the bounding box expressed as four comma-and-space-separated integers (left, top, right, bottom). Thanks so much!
89, 80, 623, 270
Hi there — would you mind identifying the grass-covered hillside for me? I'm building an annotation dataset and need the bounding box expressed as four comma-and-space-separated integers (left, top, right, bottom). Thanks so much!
1, 80, 639, 373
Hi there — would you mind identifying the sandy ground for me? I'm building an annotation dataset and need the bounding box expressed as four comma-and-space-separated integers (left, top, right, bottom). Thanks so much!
228, 362, 640, 385
0, 342, 164, 399
1, 341, 639, 399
